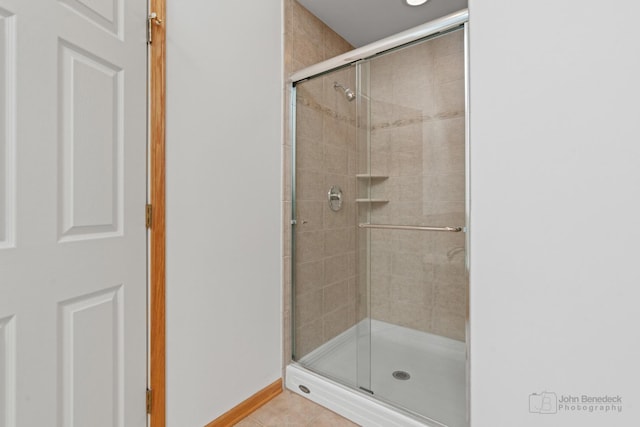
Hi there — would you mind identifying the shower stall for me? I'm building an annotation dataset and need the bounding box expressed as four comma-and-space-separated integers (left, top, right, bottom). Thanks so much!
287, 10, 469, 427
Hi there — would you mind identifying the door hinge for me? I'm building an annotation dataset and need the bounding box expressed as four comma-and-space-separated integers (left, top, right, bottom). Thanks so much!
147, 12, 162, 44
146, 388, 152, 414
145, 204, 153, 229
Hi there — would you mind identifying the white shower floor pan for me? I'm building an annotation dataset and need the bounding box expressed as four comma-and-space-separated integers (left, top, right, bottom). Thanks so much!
286, 320, 466, 427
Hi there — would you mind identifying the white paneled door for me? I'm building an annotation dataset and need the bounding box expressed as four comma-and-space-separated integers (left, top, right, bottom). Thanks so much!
0, 0, 148, 426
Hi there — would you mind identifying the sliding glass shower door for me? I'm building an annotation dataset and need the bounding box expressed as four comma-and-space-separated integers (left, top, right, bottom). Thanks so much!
361, 28, 467, 427
291, 63, 367, 390
292, 27, 468, 427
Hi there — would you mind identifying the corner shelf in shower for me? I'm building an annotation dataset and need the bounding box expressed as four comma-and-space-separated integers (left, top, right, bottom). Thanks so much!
355, 198, 389, 203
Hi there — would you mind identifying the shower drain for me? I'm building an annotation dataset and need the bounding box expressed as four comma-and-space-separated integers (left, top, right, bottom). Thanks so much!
392, 370, 411, 381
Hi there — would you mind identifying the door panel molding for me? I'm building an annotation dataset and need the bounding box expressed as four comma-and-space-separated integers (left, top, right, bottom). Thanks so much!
0, 315, 16, 427
58, 0, 124, 39
0, 7, 16, 249
57, 39, 124, 242
58, 285, 125, 427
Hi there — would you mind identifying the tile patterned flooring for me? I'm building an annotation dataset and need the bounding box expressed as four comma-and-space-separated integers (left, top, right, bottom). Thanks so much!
234, 390, 359, 426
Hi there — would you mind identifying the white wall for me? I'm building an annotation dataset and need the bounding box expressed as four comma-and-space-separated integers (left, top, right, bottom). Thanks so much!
165, 1, 282, 426
469, 1, 640, 426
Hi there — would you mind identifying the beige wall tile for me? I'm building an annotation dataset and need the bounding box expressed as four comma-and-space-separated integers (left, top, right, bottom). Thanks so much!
296, 230, 324, 263
295, 319, 323, 358
390, 274, 433, 304
434, 52, 465, 85
348, 276, 357, 302
391, 176, 423, 202
284, 0, 294, 35
371, 249, 391, 276
390, 150, 423, 176
283, 145, 292, 201
432, 29, 464, 58
290, 59, 308, 75
323, 26, 353, 60
423, 172, 465, 203
370, 100, 394, 130
434, 277, 466, 311
323, 280, 349, 313
296, 135, 324, 172
282, 307, 291, 367
324, 144, 348, 175
284, 32, 294, 72
324, 227, 355, 256
431, 306, 465, 341
434, 79, 465, 117
423, 117, 465, 174
324, 254, 348, 285
296, 259, 325, 295
392, 230, 431, 253
370, 59, 393, 103
389, 301, 431, 331
295, 288, 323, 327
284, 255, 292, 295
393, 73, 434, 117
296, 104, 322, 140
323, 116, 351, 148
429, 232, 466, 262
391, 252, 434, 281
283, 202, 292, 257
323, 305, 350, 341
422, 201, 465, 225
347, 252, 356, 278
391, 123, 423, 153
434, 262, 467, 283
283, 254, 292, 368
292, 35, 324, 68
296, 200, 324, 231
323, 201, 350, 228
297, 76, 323, 104
292, 0, 324, 43
283, 87, 292, 145
347, 150, 357, 176
297, 170, 324, 201
370, 274, 390, 309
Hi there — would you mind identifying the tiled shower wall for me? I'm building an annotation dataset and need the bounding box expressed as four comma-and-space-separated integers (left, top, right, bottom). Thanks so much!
367, 30, 467, 341
282, 0, 355, 367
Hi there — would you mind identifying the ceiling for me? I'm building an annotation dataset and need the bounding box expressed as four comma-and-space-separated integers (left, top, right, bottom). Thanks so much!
297, 0, 468, 48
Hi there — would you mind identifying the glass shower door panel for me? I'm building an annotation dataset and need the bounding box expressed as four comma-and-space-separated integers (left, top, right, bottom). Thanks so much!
355, 60, 372, 394
364, 29, 468, 427
292, 65, 363, 390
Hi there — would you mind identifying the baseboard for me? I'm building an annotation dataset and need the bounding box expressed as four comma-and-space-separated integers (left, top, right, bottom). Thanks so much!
205, 379, 283, 427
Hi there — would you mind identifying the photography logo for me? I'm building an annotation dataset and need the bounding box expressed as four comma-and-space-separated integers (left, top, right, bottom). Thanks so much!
529, 392, 558, 414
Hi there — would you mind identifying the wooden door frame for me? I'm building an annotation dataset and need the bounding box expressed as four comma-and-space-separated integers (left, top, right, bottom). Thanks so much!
149, 0, 166, 425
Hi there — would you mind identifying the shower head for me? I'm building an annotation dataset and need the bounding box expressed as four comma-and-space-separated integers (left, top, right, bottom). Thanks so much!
333, 82, 356, 102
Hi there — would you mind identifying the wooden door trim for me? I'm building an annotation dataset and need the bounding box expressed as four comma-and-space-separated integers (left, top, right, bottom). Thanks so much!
149, 0, 166, 425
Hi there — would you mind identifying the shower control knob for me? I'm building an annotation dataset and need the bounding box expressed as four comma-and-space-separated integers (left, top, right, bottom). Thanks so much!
328, 186, 343, 212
